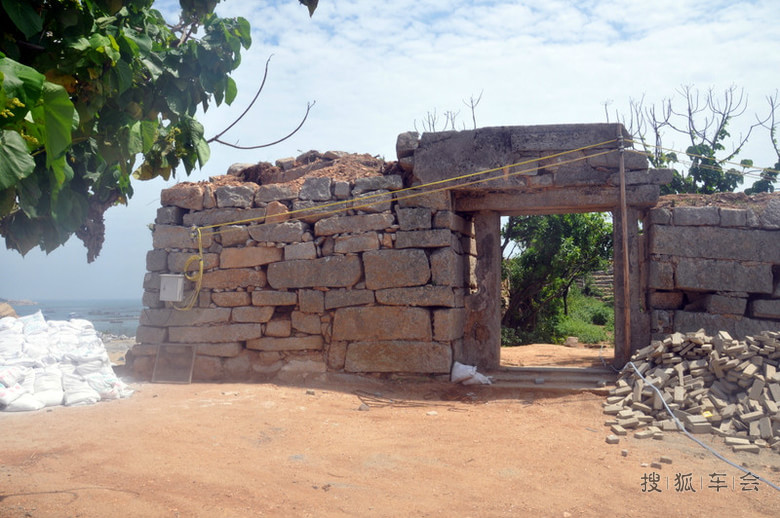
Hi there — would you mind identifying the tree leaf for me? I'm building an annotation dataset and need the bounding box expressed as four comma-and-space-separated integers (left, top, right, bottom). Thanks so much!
0, 129, 35, 189
1, 0, 43, 39
225, 76, 237, 104
38, 82, 76, 161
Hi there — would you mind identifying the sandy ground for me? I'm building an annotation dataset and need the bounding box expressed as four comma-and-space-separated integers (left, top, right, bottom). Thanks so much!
2, 344, 779, 517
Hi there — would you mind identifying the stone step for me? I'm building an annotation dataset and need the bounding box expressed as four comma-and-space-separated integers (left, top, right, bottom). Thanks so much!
485, 366, 618, 394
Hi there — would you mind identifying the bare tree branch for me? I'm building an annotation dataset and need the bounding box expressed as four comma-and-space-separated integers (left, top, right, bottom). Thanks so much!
208, 55, 274, 144
212, 101, 316, 150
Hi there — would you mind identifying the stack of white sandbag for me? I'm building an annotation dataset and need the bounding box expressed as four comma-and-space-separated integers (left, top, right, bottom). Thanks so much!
0, 311, 133, 412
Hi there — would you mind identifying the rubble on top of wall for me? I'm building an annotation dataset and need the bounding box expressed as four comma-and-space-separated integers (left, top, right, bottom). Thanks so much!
604, 329, 780, 453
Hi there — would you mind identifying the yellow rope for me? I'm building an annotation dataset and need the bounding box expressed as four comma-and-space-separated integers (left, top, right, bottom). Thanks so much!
168, 137, 635, 310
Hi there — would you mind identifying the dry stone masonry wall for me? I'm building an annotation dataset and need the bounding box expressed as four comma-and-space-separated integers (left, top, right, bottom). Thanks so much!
132, 152, 473, 381
647, 195, 780, 339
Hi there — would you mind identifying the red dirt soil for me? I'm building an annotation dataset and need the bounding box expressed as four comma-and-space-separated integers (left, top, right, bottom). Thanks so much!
1, 344, 779, 517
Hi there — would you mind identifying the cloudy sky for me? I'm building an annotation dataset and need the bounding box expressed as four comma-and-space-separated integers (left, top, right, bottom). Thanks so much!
2, 0, 779, 301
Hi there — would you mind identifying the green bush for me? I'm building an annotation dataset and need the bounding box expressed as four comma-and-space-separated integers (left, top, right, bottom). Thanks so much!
555, 317, 609, 344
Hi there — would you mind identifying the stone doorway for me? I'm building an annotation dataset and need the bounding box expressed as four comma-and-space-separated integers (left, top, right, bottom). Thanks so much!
405, 123, 669, 372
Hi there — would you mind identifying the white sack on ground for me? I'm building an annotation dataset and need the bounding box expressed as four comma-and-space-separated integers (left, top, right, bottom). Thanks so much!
0, 311, 133, 412
450, 361, 492, 385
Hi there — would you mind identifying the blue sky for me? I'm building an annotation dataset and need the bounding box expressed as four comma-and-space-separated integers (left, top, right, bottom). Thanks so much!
2, 0, 779, 301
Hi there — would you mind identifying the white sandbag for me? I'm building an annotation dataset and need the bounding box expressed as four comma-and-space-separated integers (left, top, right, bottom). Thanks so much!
450, 361, 477, 383
76, 359, 108, 376
0, 383, 26, 405
4, 392, 45, 412
33, 367, 64, 407
19, 310, 48, 335
62, 372, 101, 406
462, 371, 492, 385
0, 365, 27, 387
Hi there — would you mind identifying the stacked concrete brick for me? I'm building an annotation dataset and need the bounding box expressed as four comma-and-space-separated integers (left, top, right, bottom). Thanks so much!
647, 197, 780, 339
604, 329, 780, 453
132, 153, 472, 381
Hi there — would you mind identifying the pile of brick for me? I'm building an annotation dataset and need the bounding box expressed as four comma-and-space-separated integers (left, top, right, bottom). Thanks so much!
604, 330, 780, 453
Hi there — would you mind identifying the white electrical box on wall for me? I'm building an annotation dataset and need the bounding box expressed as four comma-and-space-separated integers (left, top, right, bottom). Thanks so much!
159, 274, 185, 302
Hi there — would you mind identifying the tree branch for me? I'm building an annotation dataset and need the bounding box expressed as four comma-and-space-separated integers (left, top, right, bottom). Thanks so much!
208, 55, 274, 144
211, 101, 316, 150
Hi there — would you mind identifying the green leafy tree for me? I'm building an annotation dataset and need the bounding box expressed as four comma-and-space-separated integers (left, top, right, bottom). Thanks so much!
617, 86, 777, 195
0, 0, 317, 261
500, 213, 613, 344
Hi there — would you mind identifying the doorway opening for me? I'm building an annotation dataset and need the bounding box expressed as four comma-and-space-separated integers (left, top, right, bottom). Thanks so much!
497, 212, 616, 370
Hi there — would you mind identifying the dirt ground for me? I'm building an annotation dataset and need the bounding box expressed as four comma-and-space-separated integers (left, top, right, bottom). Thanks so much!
2, 344, 779, 517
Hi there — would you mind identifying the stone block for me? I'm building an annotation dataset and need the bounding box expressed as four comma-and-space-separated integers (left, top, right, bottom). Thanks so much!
433, 211, 471, 235
156, 206, 184, 225
395, 229, 452, 248
161, 184, 205, 210
291, 311, 322, 334
146, 249, 168, 271
201, 269, 266, 290
648, 207, 672, 225
215, 185, 256, 208
298, 290, 325, 313
183, 207, 266, 228
720, 208, 748, 227
220, 246, 283, 269
136, 325, 167, 343
678, 258, 772, 294
352, 190, 393, 213
673, 206, 720, 226
433, 308, 466, 341
396, 188, 451, 211
268, 256, 362, 289
231, 306, 274, 323
332, 181, 350, 199
430, 248, 465, 287
153, 225, 213, 250
142, 290, 164, 309
334, 232, 380, 254
248, 221, 307, 243
211, 291, 251, 307
396, 207, 432, 230
327, 341, 348, 370
246, 335, 323, 351
218, 225, 250, 247
750, 299, 780, 320
649, 291, 683, 310
140, 308, 232, 327
363, 249, 430, 290
196, 342, 243, 357
284, 242, 317, 260
169, 324, 263, 343
192, 355, 223, 381
314, 213, 395, 236
324, 289, 375, 309
648, 261, 675, 290
650, 226, 780, 263
376, 286, 456, 307
353, 175, 404, 195
703, 294, 747, 315
265, 318, 292, 337
333, 306, 432, 341
288, 200, 334, 224
167, 252, 218, 273
264, 201, 290, 224
300, 177, 332, 201
344, 340, 451, 373
254, 183, 299, 203
760, 198, 780, 228
251, 290, 297, 306
396, 131, 419, 159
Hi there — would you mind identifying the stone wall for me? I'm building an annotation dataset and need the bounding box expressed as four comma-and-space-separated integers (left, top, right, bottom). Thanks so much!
647, 196, 780, 339
131, 156, 472, 381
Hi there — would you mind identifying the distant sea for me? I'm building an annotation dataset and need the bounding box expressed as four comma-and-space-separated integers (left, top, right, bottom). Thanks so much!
10, 299, 142, 338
